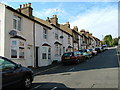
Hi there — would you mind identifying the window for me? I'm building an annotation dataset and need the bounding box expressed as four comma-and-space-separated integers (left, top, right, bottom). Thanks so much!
42, 47, 51, 60
11, 46, 17, 58
55, 44, 61, 56
63, 47, 65, 54
55, 33, 58, 40
42, 47, 47, 59
48, 48, 51, 59
55, 44, 59, 55
19, 41, 24, 58
43, 28, 47, 39
13, 15, 21, 31
59, 45, 61, 55
11, 40, 25, 59
68, 35, 70, 44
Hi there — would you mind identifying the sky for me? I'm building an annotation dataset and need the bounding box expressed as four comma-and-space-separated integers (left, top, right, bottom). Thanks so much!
1, 1, 118, 40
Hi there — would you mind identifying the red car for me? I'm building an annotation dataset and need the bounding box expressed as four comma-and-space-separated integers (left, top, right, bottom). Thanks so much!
61, 51, 85, 64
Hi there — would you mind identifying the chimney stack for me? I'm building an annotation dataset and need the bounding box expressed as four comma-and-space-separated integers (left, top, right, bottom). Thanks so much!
49, 15, 58, 26
17, 3, 33, 18
65, 22, 70, 28
73, 26, 78, 31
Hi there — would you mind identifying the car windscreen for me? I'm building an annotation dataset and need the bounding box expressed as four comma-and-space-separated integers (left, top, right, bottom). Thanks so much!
63, 53, 73, 57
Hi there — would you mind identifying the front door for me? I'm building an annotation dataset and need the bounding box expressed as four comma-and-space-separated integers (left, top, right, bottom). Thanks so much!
36, 47, 39, 67
26, 46, 33, 67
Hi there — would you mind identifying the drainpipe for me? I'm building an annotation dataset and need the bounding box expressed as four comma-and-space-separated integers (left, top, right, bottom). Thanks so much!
33, 21, 36, 67
72, 30, 74, 52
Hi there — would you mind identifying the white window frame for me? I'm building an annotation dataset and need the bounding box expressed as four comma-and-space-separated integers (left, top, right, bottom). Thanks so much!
55, 44, 61, 56
68, 35, 70, 44
13, 15, 21, 31
43, 28, 48, 39
55, 33, 59, 40
48, 47, 51, 59
10, 39, 25, 59
42, 46, 51, 60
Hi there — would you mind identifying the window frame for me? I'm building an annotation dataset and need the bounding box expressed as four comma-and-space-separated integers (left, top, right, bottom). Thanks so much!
13, 15, 21, 31
42, 46, 51, 60
55, 33, 59, 40
43, 28, 48, 39
10, 39, 25, 59
68, 35, 71, 44
55, 44, 61, 56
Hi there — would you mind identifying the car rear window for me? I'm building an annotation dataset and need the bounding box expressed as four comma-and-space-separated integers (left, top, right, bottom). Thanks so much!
63, 53, 73, 57
89, 49, 93, 52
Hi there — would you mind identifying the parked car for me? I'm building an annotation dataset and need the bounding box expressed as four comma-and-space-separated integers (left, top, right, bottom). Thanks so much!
95, 47, 102, 53
88, 48, 97, 56
86, 49, 93, 58
102, 45, 108, 51
79, 49, 92, 59
0, 56, 34, 89
61, 51, 85, 64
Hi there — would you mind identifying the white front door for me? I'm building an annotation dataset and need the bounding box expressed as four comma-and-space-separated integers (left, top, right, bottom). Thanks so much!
26, 46, 33, 67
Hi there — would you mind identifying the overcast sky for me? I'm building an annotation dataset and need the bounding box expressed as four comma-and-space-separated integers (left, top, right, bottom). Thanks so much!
2, 1, 118, 40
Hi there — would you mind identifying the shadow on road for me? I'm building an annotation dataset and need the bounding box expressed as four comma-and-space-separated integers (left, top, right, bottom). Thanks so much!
31, 82, 119, 90
31, 82, 75, 90
34, 49, 119, 76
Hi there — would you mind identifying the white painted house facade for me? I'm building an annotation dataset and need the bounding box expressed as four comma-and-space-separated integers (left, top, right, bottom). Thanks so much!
0, 3, 35, 67
0, 3, 101, 67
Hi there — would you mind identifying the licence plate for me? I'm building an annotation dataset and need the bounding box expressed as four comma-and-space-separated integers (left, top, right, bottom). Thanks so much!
65, 57, 70, 59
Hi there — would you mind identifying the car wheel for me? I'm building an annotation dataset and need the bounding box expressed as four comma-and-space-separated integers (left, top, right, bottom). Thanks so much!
22, 76, 32, 89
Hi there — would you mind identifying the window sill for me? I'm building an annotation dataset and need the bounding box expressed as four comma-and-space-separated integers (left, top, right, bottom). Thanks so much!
10, 58, 25, 60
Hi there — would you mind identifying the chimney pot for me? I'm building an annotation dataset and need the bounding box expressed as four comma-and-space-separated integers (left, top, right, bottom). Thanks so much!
20, 5, 22, 8
53, 15, 57, 18
23, 4, 25, 8
28, 3, 31, 7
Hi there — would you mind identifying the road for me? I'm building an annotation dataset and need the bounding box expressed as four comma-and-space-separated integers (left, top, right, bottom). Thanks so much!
31, 49, 119, 90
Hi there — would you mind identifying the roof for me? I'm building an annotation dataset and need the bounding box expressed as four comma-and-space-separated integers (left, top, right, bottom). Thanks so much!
5, 5, 52, 30
34, 17, 52, 29
59, 24, 72, 36
72, 29, 81, 35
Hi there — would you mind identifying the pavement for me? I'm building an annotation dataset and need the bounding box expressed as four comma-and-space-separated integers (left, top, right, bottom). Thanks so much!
29, 62, 62, 75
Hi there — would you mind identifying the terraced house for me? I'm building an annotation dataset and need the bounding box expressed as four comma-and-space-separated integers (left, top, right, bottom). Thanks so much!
0, 3, 101, 67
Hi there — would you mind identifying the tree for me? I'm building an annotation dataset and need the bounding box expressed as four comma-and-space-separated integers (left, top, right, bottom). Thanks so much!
112, 38, 118, 45
103, 35, 113, 46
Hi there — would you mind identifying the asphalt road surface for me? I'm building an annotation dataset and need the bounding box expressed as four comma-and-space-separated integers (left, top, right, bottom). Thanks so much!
31, 49, 119, 90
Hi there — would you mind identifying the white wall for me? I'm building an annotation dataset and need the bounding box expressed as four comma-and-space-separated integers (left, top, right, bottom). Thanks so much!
35, 23, 52, 67
3, 8, 34, 67
0, 3, 5, 56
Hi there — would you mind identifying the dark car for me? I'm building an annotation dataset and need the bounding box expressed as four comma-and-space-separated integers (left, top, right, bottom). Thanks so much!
61, 51, 85, 64
95, 47, 102, 53
0, 56, 34, 89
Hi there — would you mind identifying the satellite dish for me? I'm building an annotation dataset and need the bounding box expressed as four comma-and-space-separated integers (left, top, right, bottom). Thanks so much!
9, 30, 17, 36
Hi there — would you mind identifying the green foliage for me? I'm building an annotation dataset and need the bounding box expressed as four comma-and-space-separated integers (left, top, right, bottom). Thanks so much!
113, 38, 118, 45
103, 35, 118, 46
103, 35, 113, 46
